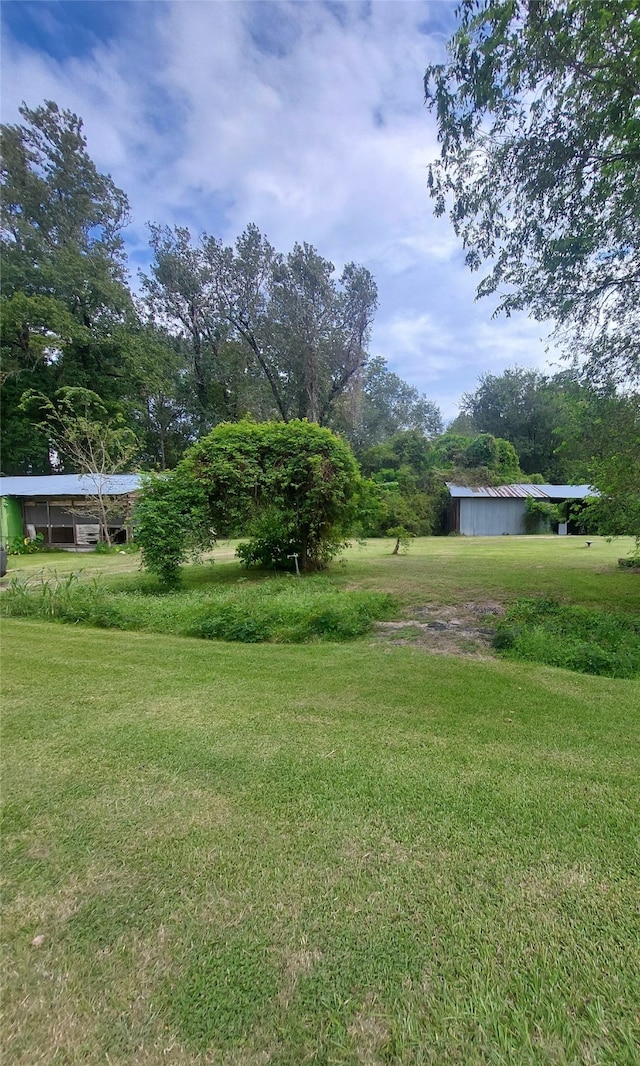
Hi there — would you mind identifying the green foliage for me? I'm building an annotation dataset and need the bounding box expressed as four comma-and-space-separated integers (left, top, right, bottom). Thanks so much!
185, 420, 362, 573
334, 355, 442, 449
463, 433, 522, 481
5, 532, 51, 555
0, 570, 395, 644
0, 571, 124, 628
1, 101, 136, 474
493, 598, 640, 678
136, 420, 363, 583
385, 526, 413, 555
234, 507, 300, 570
19, 386, 140, 545
360, 429, 524, 537
143, 223, 378, 428
523, 498, 565, 534
374, 482, 436, 538
618, 556, 640, 571
462, 368, 580, 480
577, 393, 640, 540
124, 325, 197, 470
20, 387, 139, 472
425, 0, 640, 385
192, 582, 394, 643
134, 472, 213, 587
429, 431, 522, 483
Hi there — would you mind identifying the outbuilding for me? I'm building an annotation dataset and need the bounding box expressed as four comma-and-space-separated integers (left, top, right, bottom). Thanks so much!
446, 483, 595, 536
0, 474, 142, 550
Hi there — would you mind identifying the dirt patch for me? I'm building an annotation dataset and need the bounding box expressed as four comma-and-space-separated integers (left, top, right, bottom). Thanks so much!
277, 947, 323, 1008
373, 601, 504, 658
348, 996, 391, 1065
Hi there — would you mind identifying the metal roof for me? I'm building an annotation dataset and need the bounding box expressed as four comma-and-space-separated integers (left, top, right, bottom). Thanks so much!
0, 474, 142, 498
446, 483, 596, 500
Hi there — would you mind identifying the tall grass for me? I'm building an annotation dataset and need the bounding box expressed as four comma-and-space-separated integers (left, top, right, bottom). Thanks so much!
493, 597, 640, 678
0, 570, 396, 643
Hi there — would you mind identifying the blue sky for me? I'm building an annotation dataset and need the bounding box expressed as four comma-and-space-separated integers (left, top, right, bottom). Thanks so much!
1, 0, 558, 420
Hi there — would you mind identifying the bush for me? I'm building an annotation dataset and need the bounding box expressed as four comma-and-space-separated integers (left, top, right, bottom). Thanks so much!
7, 533, 52, 555
136, 421, 364, 586
135, 471, 213, 587
493, 597, 640, 678
618, 556, 640, 570
523, 498, 564, 534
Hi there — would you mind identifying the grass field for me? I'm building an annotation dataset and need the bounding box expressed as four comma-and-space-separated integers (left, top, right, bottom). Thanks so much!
2, 537, 639, 1064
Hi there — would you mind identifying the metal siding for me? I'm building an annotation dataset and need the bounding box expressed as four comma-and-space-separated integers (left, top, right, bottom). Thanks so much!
447, 482, 595, 500
0, 474, 141, 498
460, 498, 527, 536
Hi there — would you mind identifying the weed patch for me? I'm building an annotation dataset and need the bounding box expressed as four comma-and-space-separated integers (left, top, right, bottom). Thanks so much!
493, 598, 640, 678
1, 572, 395, 644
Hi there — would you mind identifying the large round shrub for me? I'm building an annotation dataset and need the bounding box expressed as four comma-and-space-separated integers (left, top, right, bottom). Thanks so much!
137, 420, 364, 584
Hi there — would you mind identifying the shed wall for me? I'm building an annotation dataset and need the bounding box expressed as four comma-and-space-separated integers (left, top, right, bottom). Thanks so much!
0, 497, 24, 545
459, 498, 526, 536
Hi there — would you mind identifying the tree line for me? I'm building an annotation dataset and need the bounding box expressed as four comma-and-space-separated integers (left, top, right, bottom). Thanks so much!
1, 82, 638, 542
1, 101, 440, 476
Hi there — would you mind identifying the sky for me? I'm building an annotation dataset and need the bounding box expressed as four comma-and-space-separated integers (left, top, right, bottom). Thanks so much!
1, 0, 559, 421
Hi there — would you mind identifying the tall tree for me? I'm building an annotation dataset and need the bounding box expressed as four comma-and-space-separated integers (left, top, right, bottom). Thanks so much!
333, 355, 442, 450
461, 366, 577, 479
561, 388, 640, 539
124, 325, 195, 470
143, 224, 378, 428
425, 0, 640, 385
1, 101, 135, 472
585, 396, 640, 542
142, 225, 237, 436
208, 226, 379, 425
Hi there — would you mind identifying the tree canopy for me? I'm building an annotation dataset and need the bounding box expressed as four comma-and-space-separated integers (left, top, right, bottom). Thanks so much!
20, 386, 139, 544
425, 0, 640, 384
1, 100, 397, 476
334, 356, 443, 451
1, 101, 135, 472
461, 366, 581, 479
142, 224, 378, 430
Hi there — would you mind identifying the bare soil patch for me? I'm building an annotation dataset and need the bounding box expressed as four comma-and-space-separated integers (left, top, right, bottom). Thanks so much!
373, 601, 504, 658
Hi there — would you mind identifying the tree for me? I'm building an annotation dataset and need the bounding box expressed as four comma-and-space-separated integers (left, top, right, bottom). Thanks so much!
461, 366, 579, 479
358, 428, 523, 537
425, 0, 640, 385
124, 325, 197, 470
333, 355, 443, 450
141, 225, 250, 437
21, 387, 139, 544
134, 471, 212, 587
563, 389, 640, 540
142, 224, 378, 428
1, 101, 136, 473
136, 420, 364, 585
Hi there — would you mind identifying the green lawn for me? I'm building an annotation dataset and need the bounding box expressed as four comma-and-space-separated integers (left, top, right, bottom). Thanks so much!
2, 538, 639, 1064
4, 534, 638, 611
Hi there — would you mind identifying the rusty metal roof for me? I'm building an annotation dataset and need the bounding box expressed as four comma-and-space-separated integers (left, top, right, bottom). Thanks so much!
446, 483, 595, 499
